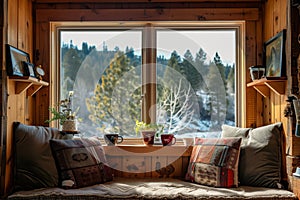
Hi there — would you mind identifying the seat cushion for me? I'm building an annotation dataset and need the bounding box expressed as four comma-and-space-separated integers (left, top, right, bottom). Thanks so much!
8, 178, 297, 200
221, 122, 284, 188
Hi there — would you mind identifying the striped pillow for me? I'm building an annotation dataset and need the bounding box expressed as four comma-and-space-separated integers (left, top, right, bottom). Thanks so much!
185, 137, 242, 188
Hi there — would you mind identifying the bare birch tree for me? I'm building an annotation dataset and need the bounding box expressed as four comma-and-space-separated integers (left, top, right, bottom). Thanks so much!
157, 79, 195, 134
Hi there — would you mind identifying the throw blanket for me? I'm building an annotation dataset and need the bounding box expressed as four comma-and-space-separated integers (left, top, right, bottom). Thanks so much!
8, 178, 297, 200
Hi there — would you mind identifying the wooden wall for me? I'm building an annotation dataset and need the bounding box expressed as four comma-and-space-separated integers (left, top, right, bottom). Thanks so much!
0, 0, 5, 197
262, 0, 288, 125
2, 0, 300, 198
32, 0, 262, 127
263, 0, 300, 198
0, 0, 34, 196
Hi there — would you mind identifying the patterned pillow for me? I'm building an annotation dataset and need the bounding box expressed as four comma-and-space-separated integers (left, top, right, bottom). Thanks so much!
185, 137, 242, 188
50, 137, 113, 189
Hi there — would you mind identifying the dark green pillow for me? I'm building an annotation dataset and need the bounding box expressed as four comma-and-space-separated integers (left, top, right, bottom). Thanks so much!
221, 123, 284, 188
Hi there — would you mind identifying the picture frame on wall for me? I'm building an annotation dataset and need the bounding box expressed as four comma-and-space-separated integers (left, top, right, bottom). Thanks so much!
264, 29, 286, 78
22, 61, 36, 78
6, 44, 30, 77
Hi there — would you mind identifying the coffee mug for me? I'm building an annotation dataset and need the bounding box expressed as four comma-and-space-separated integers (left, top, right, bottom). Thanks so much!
104, 134, 123, 145
161, 134, 176, 146
141, 130, 156, 146
293, 167, 300, 177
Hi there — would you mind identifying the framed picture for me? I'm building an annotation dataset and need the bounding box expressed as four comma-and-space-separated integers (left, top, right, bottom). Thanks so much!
264, 29, 286, 78
6, 44, 30, 77
22, 61, 36, 78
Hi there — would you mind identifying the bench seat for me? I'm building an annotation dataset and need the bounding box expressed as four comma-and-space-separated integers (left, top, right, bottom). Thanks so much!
8, 178, 297, 200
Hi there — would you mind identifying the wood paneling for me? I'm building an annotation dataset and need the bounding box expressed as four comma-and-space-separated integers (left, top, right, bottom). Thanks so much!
35, 8, 259, 22
2, 0, 34, 196
263, 0, 288, 41
292, 177, 300, 199
262, 0, 288, 129
245, 20, 260, 127
33, 4, 260, 127
105, 146, 192, 178
2, 0, 299, 197
34, 21, 50, 126
0, 0, 6, 197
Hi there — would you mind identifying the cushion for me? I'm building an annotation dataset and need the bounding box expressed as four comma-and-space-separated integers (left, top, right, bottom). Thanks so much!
185, 137, 242, 188
221, 122, 284, 188
13, 122, 63, 191
50, 137, 113, 189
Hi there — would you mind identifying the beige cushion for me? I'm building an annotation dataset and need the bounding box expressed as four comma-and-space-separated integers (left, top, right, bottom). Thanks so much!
221, 123, 284, 188
8, 178, 297, 200
13, 122, 63, 191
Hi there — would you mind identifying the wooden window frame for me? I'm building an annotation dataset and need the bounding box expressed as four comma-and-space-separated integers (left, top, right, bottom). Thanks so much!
50, 21, 246, 140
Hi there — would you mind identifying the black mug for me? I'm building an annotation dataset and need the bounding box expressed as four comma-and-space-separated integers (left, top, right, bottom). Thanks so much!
104, 134, 123, 145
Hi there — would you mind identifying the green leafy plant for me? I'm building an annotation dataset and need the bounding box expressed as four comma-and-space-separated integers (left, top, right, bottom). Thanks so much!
45, 91, 79, 125
134, 120, 164, 137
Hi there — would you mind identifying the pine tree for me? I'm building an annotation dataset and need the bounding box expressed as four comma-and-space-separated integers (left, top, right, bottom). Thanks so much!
61, 44, 83, 93
86, 51, 141, 135
182, 49, 203, 91
206, 61, 227, 129
213, 52, 226, 87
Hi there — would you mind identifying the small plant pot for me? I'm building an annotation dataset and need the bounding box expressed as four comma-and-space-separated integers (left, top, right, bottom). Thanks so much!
62, 119, 78, 132
141, 130, 156, 146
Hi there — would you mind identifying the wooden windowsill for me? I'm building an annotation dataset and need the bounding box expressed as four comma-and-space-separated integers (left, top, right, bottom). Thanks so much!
98, 137, 193, 146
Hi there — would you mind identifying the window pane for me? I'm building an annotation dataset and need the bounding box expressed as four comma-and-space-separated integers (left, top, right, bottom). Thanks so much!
59, 28, 236, 138
156, 30, 236, 136
60, 30, 142, 137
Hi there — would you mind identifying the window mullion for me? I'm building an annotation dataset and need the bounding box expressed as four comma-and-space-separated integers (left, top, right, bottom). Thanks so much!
142, 24, 157, 124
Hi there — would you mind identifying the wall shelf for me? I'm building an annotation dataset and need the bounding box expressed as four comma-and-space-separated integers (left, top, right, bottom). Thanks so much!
9, 76, 49, 96
247, 77, 287, 98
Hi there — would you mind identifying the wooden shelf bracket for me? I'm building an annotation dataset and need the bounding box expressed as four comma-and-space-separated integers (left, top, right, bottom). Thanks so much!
9, 76, 49, 96
247, 78, 286, 98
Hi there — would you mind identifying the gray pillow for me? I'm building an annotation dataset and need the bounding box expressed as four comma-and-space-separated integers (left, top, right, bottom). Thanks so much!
221, 122, 283, 188
13, 122, 63, 191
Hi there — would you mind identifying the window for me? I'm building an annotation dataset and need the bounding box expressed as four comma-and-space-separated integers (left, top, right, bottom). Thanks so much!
51, 22, 245, 138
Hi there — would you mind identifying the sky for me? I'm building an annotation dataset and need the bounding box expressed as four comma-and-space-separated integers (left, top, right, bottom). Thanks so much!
61, 29, 236, 65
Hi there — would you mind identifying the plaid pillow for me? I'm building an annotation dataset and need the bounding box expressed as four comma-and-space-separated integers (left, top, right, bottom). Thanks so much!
185, 137, 241, 188
50, 137, 113, 189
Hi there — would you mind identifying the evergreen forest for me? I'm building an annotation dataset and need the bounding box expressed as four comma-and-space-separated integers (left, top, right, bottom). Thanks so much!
61, 41, 235, 136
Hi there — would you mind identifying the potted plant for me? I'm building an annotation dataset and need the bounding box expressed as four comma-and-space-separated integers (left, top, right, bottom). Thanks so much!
135, 120, 164, 146
46, 91, 79, 132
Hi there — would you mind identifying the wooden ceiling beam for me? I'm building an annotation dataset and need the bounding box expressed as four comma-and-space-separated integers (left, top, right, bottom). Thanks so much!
36, 8, 259, 22
34, 0, 261, 3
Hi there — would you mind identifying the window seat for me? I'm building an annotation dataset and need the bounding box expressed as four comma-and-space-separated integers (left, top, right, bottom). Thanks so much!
8, 177, 297, 200
6, 122, 298, 200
